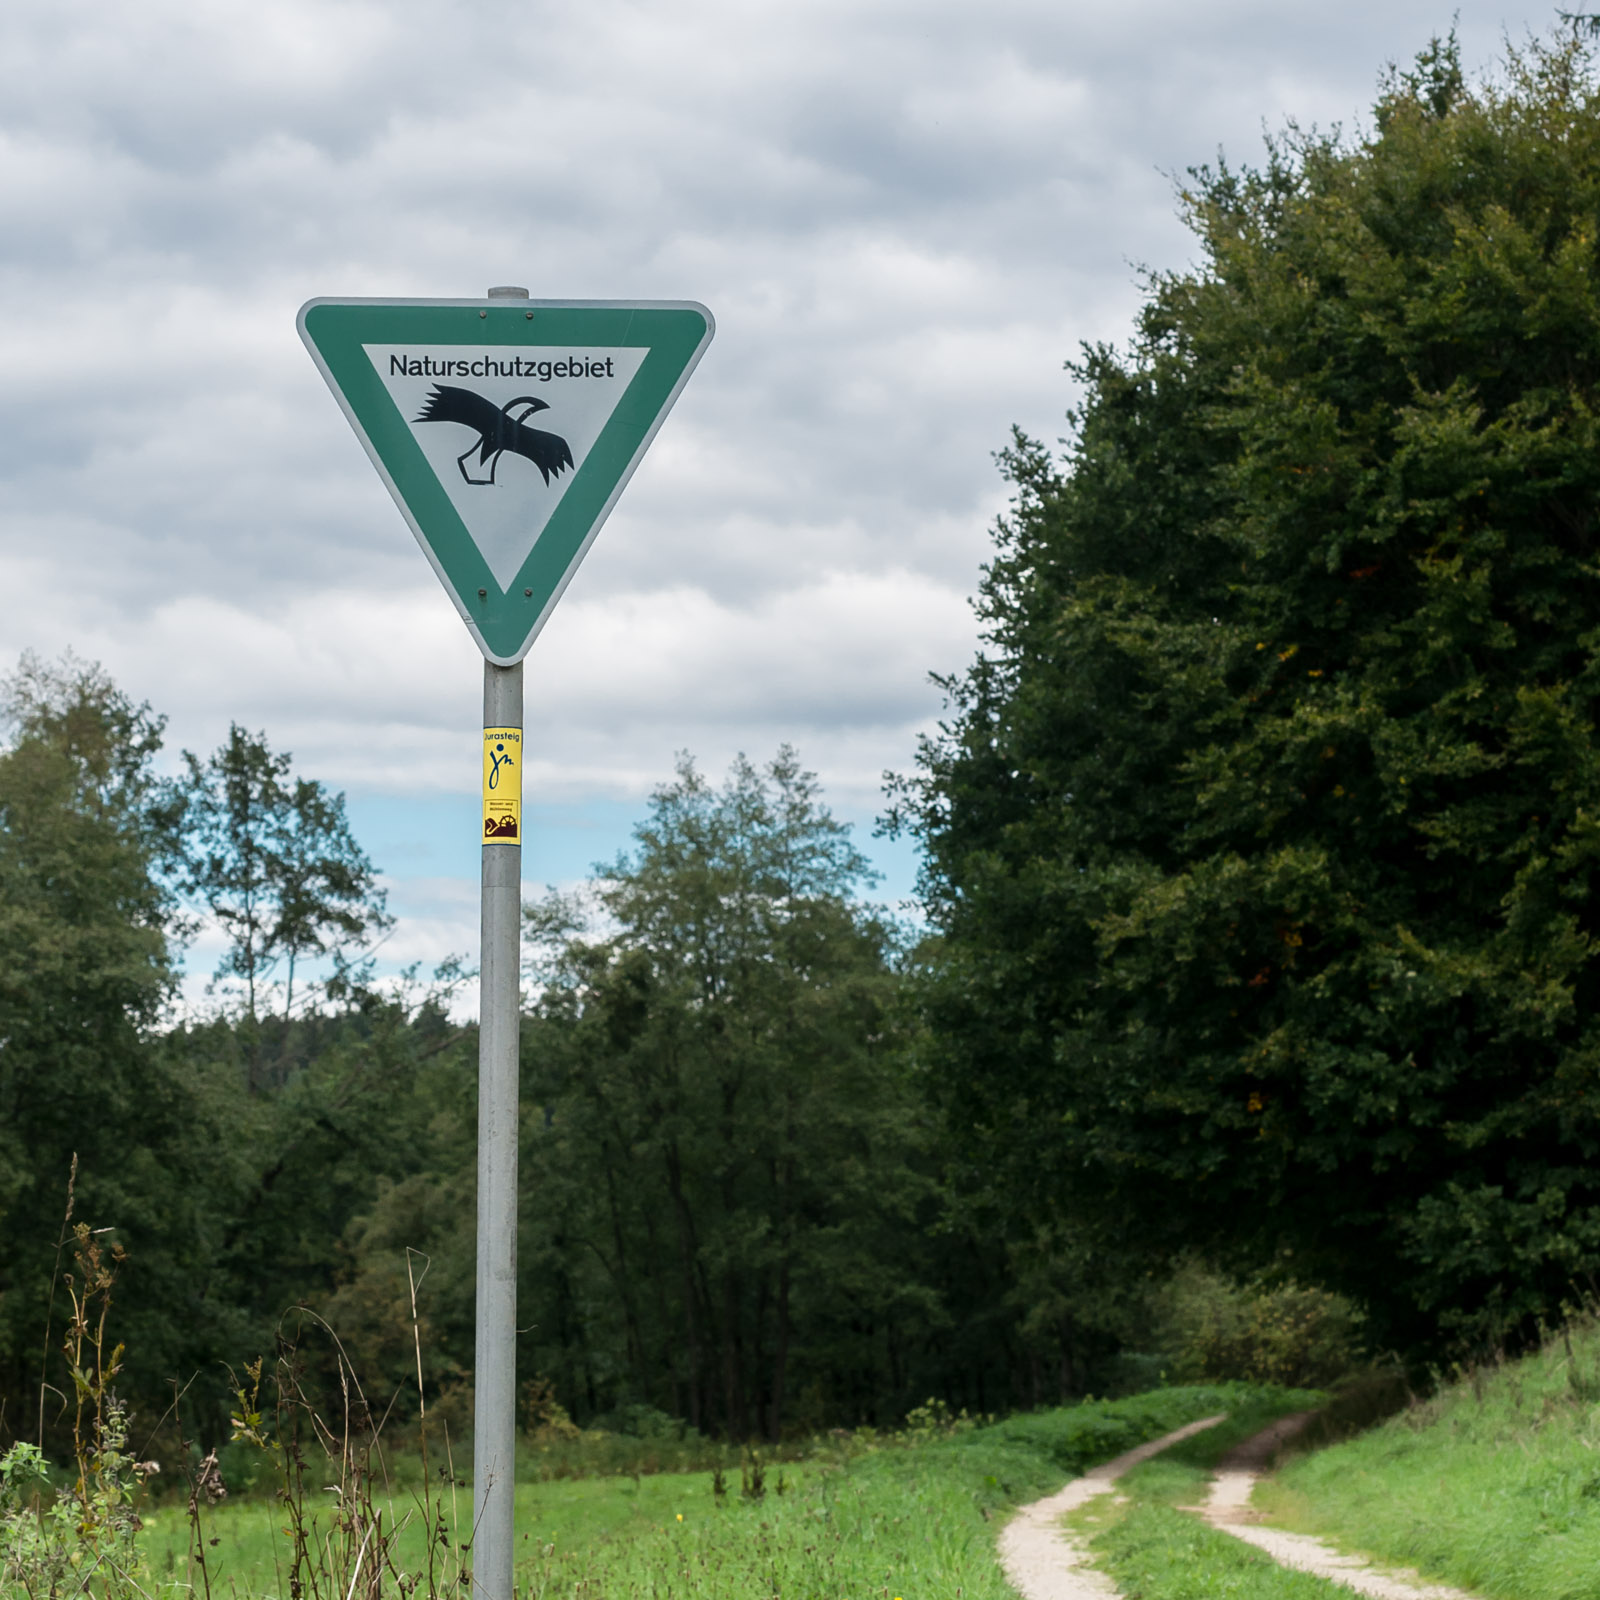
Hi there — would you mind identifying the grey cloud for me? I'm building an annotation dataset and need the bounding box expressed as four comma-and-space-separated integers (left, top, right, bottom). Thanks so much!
0, 0, 1526, 833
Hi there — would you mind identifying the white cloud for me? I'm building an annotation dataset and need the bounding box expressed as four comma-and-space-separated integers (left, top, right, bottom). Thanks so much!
0, 0, 1529, 965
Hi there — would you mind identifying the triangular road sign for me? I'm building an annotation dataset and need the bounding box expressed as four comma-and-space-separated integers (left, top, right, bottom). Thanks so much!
298, 297, 714, 664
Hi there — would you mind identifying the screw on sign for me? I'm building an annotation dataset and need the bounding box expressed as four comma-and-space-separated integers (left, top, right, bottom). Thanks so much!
298, 286, 712, 1600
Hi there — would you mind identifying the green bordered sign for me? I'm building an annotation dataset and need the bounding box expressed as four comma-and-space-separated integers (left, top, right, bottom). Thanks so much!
298, 297, 714, 664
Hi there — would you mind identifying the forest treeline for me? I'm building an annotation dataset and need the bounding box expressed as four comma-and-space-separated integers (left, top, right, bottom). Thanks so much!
12, 28, 1600, 1461
0, 654, 1157, 1454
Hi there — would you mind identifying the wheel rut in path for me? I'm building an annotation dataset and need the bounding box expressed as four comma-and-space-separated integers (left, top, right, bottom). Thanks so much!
1200, 1414, 1480, 1600
998, 1414, 1225, 1600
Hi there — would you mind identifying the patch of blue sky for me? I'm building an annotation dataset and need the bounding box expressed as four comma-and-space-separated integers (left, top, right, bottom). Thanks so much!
341, 788, 925, 909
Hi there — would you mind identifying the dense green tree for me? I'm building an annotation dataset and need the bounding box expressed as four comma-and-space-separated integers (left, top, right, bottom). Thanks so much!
0, 655, 235, 1437
897, 33, 1600, 1352
517, 750, 930, 1436
0, 656, 451, 1450
303, 750, 1131, 1442
193, 976, 478, 1418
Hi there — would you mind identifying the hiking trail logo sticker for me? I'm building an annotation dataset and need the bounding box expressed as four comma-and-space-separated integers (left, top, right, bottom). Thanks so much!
298, 299, 714, 665
483, 728, 522, 843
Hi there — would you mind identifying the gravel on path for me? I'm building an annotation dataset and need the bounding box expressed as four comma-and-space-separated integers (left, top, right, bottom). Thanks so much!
1201, 1416, 1479, 1600
997, 1415, 1226, 1600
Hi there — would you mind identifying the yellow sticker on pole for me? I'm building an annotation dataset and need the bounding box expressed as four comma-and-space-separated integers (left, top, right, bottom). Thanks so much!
482, 728, 522, 844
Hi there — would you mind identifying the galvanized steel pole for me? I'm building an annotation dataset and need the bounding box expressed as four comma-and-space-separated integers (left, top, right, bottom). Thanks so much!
474, 657, 521, 1600
473, 284, 528, 1600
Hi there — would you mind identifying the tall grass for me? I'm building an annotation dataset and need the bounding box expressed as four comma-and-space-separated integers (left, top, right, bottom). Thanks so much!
1, 1224, 159, 1600
1258, 1314, 1600, 1600
138, 1384, 1289, 1598
498, 1385, 1304, 1600
514, 1428, 813, 1485
8, 1211, 1329, 1600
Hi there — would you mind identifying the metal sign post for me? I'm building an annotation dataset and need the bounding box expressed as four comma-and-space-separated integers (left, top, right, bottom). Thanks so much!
474, 285, 528, 1600
298, 283, 712, 1600
475, 645, 523, 1600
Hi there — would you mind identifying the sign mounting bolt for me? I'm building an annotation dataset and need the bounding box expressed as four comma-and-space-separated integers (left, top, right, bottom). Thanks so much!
478, 587, 488, 597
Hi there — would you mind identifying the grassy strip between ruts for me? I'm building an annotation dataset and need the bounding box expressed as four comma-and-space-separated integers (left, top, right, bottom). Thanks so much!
1256, 1314, 1600, 1600
1065, 1389, 1337, 1600
136, 1383, 1288, 1598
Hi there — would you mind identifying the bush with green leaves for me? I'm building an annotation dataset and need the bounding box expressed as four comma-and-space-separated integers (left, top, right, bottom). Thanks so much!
0, 1407, 152, 1600
1, 1226, 155, 1600
1154, 1265, 1363, 1388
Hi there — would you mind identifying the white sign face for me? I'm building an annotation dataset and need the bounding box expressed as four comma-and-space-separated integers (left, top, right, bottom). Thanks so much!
365, 343, 651, 589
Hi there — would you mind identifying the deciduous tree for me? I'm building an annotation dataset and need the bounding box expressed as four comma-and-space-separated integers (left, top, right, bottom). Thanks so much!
183, 727, 390, 1032
520, 750, 933, 1436
897, 33, 1600, 1352
0, 654, 229, 1436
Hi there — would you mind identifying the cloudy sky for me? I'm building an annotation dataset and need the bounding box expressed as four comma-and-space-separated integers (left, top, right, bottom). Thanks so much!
0, 0, 1543, 1000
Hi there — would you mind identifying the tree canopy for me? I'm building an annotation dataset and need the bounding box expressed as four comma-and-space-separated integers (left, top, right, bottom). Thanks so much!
0, 683, 1135, 1456
0, 655, 223, 1416
899, 32, 1600, 1351
517, 751, 964, 1437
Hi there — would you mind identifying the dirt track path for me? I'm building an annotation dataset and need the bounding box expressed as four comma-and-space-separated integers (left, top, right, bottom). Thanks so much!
997, 1415, 1226, 1600
1199, 1416, 1479, 1600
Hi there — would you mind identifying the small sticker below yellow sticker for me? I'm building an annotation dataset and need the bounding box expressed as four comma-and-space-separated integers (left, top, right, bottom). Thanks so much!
482, 727, 522, 844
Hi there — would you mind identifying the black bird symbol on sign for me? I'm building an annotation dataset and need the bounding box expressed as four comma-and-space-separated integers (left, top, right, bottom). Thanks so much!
414, 385, 575, 487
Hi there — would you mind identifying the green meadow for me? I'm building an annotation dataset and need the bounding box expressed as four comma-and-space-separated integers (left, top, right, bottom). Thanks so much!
1257, 1317, 1600, 1600
135, 1385, 1290, 1599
